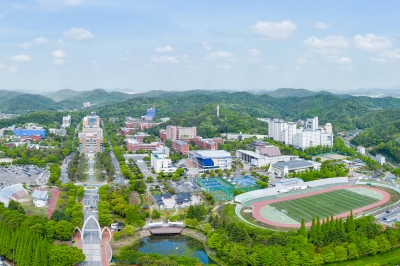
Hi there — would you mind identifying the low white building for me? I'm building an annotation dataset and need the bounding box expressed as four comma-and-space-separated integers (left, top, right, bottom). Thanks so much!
376, 154, 386, 165
236, 149, 298, 168
268, 160, 321, 178
188, 150, 232, 170
357, 146, 366, 155
151, 151, 177, 173
221, 133, 268, 141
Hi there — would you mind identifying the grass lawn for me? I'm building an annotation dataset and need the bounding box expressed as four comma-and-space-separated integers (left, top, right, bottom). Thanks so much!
327, 246, 400, 266
270, 189, 379, 223
19, 195, 48, 217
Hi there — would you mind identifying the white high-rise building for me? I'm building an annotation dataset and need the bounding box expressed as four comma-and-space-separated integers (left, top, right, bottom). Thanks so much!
268, 117, 333, 149
306, 117, 318, 131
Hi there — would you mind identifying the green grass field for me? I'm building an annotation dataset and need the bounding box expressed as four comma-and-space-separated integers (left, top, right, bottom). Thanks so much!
270, 189, 379, 223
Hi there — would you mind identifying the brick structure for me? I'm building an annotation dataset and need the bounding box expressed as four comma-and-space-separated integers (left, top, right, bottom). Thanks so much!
172, 140, 190, 155
121, 127, 137, 135
126, 139, 160, 152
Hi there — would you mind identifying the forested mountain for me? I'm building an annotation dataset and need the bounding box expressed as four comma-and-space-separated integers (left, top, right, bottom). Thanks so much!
265, 88, 317, 98
3, 88, 400, 162
57, 89, 138, 109
43, 89, 85, 102
0, 93, 58, 113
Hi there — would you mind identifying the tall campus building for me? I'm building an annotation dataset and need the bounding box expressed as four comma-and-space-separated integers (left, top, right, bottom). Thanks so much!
268, 117, 333, 149
78, 112, 104, 154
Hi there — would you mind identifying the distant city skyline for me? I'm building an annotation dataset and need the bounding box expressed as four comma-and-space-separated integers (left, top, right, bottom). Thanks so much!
0, 1, 399, 92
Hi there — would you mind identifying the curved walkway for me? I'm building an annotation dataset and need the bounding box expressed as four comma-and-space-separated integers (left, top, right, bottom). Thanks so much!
252, 185, 391, 228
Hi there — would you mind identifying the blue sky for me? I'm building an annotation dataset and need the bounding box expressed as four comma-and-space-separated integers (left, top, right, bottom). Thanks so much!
0, 0, 399, 93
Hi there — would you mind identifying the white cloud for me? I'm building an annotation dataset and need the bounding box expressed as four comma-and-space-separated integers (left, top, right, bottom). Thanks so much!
262, 65, 278, 70
125, 49, 130, 54
52, 50, 66, 59
370, 57, 389, 63
296, 58, 307, 64
53, 59, 65, 65
66, 0, 83, 5
151, 56, 179, 63
374, 49, 400, 62
62, 27, 94, 40
304, 35, 349, 54
217, 64, 231, 70
8, 66, 18, 72
202, 42, 212, 51
336, 65, 354, 72
34, 37, 48, 45
329, 56, 352, 64
252, 20, 297, 40
353, 33, 392, 51
12, 54, 32, 62
248, 49, 263, 63
313, 22, 329, 29
19, 42, 33, 49
155, 46, 173, 53
249, 49, 261, 57
205, 52, 233, 61
0, 64, 6, 69
57, 38, 65, 48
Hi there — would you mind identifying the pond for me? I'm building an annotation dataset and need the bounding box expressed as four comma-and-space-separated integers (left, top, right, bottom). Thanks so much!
137, 235, 216, 265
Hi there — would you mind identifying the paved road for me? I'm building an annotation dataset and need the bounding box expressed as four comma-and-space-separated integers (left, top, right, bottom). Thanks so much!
101, 121, 125, 186
82, 189, 102, 266
61, 123, 80, 184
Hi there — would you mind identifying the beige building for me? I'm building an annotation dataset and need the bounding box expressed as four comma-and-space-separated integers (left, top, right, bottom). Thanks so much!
79, 113, 104, 154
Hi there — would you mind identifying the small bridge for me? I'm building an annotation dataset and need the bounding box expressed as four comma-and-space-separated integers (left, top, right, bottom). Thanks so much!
145, 222, 185, 235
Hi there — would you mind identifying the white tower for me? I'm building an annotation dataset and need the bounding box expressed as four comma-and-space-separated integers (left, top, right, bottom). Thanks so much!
217, 105, 220, 117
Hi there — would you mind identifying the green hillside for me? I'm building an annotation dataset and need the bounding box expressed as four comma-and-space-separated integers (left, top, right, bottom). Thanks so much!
265, 88, 317, 98
0, 93, 58, 113
43, 89, 85, 102
58, 89, 137, 109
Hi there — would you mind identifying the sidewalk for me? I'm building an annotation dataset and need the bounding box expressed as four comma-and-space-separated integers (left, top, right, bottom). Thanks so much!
101, 228, 113, 266
47, 187, 60, 219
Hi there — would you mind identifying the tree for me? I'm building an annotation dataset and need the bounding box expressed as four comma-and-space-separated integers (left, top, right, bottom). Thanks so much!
49, 245, 85, 266
54, 220, 75, 241
298, 218, 307, 238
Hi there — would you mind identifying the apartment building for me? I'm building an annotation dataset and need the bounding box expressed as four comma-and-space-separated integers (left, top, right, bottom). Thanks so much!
268, 117, 333, 149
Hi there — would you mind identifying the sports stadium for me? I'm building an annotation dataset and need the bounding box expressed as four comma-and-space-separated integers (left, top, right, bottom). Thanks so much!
235, 177, 393, 228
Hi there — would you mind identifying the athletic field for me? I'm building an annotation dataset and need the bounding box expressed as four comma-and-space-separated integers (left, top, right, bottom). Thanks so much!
270, 189, 379, 223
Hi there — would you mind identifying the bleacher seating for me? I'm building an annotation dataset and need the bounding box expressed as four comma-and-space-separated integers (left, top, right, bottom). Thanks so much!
235, 177, 348, 203
0, 184, 28, 207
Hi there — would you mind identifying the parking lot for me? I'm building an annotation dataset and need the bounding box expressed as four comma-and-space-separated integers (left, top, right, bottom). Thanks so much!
0, 165, 49, 187
169, 181, 201, 193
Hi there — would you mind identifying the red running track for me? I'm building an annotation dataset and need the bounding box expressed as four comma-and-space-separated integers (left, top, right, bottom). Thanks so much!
47, 187, 60, 219
251, 185, 391, 228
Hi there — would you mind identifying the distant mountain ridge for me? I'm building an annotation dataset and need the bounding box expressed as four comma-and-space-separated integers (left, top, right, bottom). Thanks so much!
43, 89, 86, 102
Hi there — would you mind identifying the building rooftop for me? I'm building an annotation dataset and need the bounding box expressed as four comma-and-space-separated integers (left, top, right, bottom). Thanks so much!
260, 146, 281, 157
237, 150, 264, 159
175, 140, 188, 145
273, 160, 315, 170
32, 189, 48, 200
191, 150, 231, 158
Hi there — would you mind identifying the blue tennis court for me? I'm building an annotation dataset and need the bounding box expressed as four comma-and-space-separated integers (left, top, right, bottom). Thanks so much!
230, 176, 257, 186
